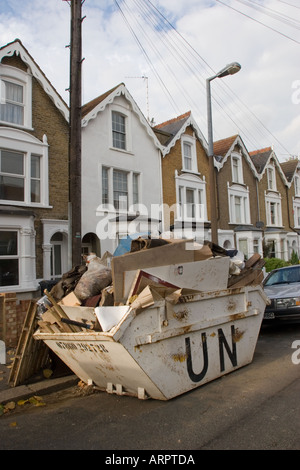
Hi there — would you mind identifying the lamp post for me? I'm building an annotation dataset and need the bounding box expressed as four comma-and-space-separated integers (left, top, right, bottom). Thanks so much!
206, 62, 241, 245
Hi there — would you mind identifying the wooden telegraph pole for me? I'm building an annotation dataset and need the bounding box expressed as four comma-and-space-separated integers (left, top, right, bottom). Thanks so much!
68, 0, 83, 266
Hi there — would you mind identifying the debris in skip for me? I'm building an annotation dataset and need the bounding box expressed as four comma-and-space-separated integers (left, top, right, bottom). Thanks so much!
32, 238, 268, 400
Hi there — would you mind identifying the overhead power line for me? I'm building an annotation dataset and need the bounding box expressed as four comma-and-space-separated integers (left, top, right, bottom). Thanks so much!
216, 0, 300, 44
114, 0, 295, 158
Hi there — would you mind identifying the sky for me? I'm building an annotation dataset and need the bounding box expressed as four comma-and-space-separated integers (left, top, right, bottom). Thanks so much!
0, 0, 300, 161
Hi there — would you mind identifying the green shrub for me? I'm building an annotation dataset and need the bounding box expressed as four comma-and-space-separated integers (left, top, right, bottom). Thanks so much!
290, 250, 299, 265
264, 257, 290, 272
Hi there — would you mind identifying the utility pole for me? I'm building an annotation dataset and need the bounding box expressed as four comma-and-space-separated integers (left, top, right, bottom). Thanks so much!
68, 0, 83, 266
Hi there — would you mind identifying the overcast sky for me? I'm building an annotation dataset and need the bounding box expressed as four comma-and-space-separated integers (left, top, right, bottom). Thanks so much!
1, 0, 300, 161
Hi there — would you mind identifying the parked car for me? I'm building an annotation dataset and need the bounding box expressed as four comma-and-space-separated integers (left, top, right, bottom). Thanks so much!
263, 265, 300, 322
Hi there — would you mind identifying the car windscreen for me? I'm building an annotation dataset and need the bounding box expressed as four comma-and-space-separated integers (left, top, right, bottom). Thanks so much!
264, 267, 300, 286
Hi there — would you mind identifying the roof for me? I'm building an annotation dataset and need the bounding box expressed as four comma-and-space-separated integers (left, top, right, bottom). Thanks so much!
81, 83, 163, 151
212, 134, 258, 177
0, 39, 69, 121
249, 147, 273, 173
154, 111, 208, 156
213, 135, 239, 159
154, 111, 191, 146
280, 159, 299, 182
249, 146, 290, 186
81, 83, 123, 118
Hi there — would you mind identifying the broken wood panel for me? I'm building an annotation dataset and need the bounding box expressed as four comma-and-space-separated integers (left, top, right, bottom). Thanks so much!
9, 301, 49, 387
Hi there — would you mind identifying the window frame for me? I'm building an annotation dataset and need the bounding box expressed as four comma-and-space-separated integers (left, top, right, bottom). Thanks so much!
231, 153, 243, 184
0, 128, 49, 207
110, 105, 132, 153
175, 172, 207, 222
266, 165, 276, 191
0, 64, 32, 130
181, 134, 198, 173
101, 166, 140, 213
265, 193, 282, 227
228, 184, 251, 225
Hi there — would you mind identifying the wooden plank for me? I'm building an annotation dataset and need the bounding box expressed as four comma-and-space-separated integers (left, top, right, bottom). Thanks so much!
44, 290, 78, 332
9, 301, 49, 387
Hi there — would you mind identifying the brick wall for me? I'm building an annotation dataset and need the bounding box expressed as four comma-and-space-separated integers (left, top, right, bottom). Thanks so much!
0, 293, 32, 348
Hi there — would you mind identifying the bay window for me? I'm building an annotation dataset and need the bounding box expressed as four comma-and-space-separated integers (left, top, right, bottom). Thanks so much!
101, 166, 140, 211
176, 172, 207, 221
0, 127, 49, 207
228, 185, 250, 225
265, 195, 282, 227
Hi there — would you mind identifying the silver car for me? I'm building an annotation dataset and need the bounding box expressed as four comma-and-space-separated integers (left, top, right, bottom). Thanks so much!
263, 265, 300, 322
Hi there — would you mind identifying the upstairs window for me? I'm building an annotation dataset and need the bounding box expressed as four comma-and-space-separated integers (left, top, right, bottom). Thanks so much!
228, 186, 250, 225
0, 65, 32, 129
0, 128, 49, 207
0, 149, 24, 201
181, 135, 197, 173
183, 143, 192, 171
266, 194, 282, 227
231, 154, 243, 184
113, 169, 128, 210
267, 166, 276, 191
0, 150, 43, 204
101, 166, 140, 211
0, 80, 24, 126
31, 155, 41, 203
112, 111, 126, 150
294, 174, 300, 197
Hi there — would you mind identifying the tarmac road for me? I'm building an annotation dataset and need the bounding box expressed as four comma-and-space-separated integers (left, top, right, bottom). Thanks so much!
0, 321, 299, 452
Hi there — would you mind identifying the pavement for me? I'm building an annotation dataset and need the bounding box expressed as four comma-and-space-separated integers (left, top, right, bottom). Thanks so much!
0, 348, 78, 405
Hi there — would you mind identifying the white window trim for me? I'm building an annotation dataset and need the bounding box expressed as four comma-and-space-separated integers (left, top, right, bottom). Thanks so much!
175, 171, 207, 222
109, 104, 133, 153
266, 164, 277, 191
0, 64, 33, 130
99, 165, 141, 215
181, 134, 198, 174
0, 127, 49, 207
228, 183, 251, 225
231, 152, 243, 184
293, 199, 300, 228
294, 174, 300, 197
265, 192, 282, 227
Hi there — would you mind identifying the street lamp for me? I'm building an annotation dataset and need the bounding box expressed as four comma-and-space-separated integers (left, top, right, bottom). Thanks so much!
206, 62, 241, 245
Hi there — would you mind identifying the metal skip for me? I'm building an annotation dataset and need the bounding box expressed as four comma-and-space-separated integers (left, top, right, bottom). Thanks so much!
34, 242, 268, 400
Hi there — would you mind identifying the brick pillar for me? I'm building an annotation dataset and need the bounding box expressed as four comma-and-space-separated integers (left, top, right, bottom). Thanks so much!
0, 293, 31, 348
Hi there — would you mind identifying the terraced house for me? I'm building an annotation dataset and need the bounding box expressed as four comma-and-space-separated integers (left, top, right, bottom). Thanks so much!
154, 111, 210, 240
0, 39, 69, 298
250, 147, 298, 261
81, 83, 163, 257
213, 134, 263, 258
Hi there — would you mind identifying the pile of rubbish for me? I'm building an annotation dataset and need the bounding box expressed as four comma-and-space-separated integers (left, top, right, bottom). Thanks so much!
35, 238, 265, 335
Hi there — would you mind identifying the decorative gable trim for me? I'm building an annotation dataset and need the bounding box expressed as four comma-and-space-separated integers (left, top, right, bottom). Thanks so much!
252, 149, 290, 187
81, 83, 163, 151
214, 134, 258, 179
0, 39, 69, 121
159, 112, 208, 157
